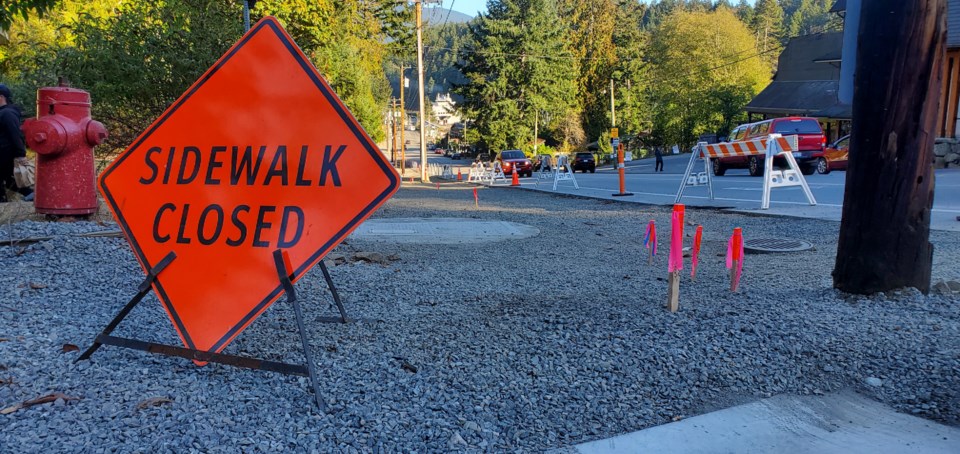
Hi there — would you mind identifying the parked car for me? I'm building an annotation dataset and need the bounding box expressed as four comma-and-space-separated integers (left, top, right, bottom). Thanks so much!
434, 148, 444, 155
475, 152, 492, 163
572, 152, 596, 173
818, 135, 849, 174
451, 152, 462, 160
496, 149, 533, 177
713, 117, 826, 177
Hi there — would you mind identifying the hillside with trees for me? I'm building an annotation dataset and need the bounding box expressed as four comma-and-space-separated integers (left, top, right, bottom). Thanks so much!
0, 0, 840, 155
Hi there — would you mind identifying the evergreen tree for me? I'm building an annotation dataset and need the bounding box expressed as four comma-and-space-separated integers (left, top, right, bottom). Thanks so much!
457, 0, 577, 153
750, 0, 785, 68
734, 0, 754, 29
561, 0, 617, 145
786, 0, 840, 37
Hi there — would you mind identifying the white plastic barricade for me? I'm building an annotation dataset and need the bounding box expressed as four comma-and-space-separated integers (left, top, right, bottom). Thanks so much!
489, 161, 507, 184
550, 155, 579, 191
536, 155, 554, 180
675, 134, 815, 209
441, 165, 453, 179
467, 162, 485, 182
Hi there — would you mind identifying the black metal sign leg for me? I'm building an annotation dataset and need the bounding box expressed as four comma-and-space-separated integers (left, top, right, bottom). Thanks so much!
77, 252, 177, 362
273, 250, 326, 412
318, 260, 350, 323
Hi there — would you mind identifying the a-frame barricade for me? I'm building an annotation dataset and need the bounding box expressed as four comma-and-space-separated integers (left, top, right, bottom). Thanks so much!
549, 155, 579, 190
536, 156, 554, 181
675, 134, 815, 209
490, 161, 507, 185
467, 162, 485, 182
75, 249, 355, 412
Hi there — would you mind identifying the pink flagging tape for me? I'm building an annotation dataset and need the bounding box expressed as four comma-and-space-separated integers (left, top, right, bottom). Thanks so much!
668, 205, 685, 273
691, 225, 703, 279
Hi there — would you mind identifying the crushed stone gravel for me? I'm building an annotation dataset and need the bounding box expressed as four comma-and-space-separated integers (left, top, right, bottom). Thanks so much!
0, 184, 958, 451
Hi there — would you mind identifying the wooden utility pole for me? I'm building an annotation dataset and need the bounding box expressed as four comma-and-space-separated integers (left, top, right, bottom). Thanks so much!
833, 0, 946, 294
399, 65, 408, 172
391, 98, 399, 167
415, 0, 428, 183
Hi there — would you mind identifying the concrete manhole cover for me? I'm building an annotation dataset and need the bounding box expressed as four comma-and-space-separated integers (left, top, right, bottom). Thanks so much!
744, 238, 813, 253
350, 218, 539, 244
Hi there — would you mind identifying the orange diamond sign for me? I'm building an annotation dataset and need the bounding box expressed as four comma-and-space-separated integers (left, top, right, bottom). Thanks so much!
99, 17, 399, 353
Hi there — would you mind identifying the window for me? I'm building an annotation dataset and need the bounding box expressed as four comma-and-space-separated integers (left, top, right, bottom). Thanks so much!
501, 150, 524, 159
772, 119, 822, 134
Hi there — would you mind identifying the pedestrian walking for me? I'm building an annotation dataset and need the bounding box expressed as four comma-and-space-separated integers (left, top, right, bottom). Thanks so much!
654, 146, 664, 172
0, 84, 33, 202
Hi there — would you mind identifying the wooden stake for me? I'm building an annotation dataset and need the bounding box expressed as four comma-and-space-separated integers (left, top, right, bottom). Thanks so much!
730, 259, 740, 292
666, 271, 680, 312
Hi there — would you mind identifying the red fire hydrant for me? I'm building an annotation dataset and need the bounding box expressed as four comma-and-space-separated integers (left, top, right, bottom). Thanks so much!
22, 85, 107, 216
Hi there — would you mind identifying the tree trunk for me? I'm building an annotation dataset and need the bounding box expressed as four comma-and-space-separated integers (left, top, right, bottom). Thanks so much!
833, 0, 945, 294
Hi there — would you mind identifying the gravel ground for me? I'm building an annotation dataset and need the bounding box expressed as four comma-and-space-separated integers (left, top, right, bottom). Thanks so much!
1, 184, 958, 452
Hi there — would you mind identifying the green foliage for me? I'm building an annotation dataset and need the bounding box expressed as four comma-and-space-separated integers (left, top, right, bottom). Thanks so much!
456, 0, 578, 153
0, 0, 59, 30
786, 0, 841, 37
52, 0, 242, 154
647, 7, 770, 150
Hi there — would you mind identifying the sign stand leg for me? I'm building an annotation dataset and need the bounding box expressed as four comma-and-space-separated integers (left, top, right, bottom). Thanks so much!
273, 250, 326, 412
318, 261, 351, 323
76, 251, 177, 362
75, 250, 333, 412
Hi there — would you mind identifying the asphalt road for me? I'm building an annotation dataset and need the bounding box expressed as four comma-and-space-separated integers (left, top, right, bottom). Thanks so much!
400, 150, 960, 232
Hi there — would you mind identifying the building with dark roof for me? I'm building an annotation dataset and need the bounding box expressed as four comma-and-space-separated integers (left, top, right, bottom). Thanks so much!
746, 0, 959, 140
745, 32, 847, 142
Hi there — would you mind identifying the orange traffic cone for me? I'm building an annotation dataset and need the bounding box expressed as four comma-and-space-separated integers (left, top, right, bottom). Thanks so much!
511, 170, 520, 187
457, 169, 463, 181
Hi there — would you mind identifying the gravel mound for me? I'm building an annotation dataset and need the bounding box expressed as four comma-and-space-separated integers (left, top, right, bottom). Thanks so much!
1, 185, 958, 451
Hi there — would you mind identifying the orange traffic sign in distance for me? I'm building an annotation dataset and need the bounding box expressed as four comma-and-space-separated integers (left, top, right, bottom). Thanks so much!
99, 17, 399, 354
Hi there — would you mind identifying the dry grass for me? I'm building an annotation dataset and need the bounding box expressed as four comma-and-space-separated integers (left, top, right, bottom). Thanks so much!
0, 190, 116, 225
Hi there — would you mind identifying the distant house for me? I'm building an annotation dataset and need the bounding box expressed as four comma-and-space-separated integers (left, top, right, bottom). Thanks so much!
431, 93, 461, 126
746, 0, 960, 141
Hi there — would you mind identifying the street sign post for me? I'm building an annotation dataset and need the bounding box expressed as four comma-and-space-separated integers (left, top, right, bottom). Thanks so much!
80, 17, 399, 410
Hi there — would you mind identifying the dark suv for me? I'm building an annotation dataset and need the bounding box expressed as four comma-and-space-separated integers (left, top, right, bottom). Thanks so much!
714, 117, 825, 176
572, 152, 596, 173
496, 150, 533, 177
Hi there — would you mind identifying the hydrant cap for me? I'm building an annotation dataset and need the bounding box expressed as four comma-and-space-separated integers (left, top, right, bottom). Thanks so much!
85, 120, 108, 146
24, 118, 67, 155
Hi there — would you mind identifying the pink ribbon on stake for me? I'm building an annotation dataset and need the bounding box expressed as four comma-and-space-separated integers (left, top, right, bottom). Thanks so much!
473, 187, 479, 208
643, 220, 658, 258
668, 204, 685, 273
691, 225, 703, 279
726, 227, 744, 291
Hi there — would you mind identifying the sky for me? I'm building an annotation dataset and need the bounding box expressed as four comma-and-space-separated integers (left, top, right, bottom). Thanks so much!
447, 0, 761, 18
445, 0, 487, 17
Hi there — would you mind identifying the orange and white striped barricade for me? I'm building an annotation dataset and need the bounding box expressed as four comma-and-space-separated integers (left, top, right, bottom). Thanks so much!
675, 134, 815, 210
551, 155, 579, 191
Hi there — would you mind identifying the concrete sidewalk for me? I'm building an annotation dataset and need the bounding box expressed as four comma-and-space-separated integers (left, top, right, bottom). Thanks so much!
567, 391, 960, 454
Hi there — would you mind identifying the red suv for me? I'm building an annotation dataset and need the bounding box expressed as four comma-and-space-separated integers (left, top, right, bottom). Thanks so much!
713, 117, 826, 177
497, 150, 533, 177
